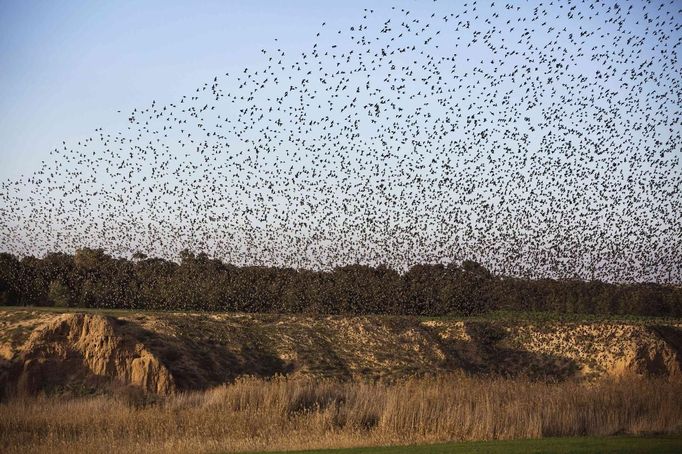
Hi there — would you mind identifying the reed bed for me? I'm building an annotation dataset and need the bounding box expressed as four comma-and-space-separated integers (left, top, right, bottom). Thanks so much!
1, 374, 681, 453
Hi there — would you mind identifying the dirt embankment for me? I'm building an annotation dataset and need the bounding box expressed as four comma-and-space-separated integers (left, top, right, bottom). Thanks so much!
0, 311, 680, 397
0, 313, 173, 397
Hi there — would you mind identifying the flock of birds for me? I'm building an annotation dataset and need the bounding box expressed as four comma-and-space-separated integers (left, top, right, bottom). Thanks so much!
1, 0, 680, 283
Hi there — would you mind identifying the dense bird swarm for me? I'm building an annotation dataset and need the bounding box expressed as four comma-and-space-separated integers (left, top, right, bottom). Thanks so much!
1, 0, 681, 286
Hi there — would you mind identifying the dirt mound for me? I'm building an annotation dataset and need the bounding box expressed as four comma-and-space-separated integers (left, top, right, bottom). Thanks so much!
2, 314, 174, 397
505, 323, 682, 379
1, 310, 680, 397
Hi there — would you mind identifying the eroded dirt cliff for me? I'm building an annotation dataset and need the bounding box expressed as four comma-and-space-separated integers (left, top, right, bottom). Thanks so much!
0, 310, 680, 397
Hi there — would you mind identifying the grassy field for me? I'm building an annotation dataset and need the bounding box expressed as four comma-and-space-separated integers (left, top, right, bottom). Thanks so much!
261, 436, 682, 454
2, 376, 681, 454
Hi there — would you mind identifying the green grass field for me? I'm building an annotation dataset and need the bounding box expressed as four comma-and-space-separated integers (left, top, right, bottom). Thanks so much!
259, 436, 682, 454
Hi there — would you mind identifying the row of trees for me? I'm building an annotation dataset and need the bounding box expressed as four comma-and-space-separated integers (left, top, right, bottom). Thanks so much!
0, 249, 680, 316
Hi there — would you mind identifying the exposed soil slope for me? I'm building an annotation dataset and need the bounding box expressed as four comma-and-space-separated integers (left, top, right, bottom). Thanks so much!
0, 310, 680, 397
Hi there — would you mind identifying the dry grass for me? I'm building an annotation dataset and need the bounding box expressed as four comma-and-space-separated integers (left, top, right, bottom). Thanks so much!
1, 374, 681, 454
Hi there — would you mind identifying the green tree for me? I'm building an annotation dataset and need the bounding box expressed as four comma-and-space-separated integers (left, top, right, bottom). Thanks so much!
48, 280, 72, 307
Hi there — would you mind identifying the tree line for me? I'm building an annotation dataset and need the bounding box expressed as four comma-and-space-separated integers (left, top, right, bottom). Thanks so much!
0, 248, 680, 317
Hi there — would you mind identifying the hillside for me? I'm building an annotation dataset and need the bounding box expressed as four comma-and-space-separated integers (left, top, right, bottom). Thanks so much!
1, 308, 680, 397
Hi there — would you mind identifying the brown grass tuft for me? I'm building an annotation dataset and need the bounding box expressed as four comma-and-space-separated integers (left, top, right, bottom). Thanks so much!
1, 374, 681, 453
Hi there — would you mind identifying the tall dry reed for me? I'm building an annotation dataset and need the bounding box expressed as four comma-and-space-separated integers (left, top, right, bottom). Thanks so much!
1, 374, 680, 454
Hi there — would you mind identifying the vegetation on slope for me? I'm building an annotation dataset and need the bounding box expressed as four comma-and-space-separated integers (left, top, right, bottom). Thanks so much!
1, 311, 680, 398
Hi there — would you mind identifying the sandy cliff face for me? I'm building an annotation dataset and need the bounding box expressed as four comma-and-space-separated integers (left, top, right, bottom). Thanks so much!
0, 310, 680, 397
2, 314, 174, 396
506, 323, 682, 379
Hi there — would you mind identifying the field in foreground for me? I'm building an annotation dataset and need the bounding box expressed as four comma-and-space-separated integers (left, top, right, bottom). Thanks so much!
1, 308, 681, 453
263, 436, 682, 454
1, 375, 681, 454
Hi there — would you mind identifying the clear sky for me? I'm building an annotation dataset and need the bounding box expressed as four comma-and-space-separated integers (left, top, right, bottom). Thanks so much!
0, 0, 380, 179
2, 0, 676, 180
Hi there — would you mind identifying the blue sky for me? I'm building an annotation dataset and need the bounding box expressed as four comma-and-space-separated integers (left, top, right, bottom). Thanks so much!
0, 0, 378, 179
2, 0, 675, 181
